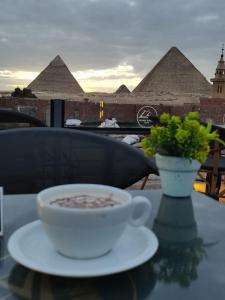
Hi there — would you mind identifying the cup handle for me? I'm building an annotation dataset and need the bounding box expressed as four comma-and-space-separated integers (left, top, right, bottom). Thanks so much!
128, 196, 152, 227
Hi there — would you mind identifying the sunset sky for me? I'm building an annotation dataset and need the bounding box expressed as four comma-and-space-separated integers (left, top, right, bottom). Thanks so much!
0, 0, 225, 92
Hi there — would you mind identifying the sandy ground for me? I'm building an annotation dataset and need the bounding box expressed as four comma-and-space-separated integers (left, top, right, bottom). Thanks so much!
127, 173, 225, 204
127, 174, 161, 190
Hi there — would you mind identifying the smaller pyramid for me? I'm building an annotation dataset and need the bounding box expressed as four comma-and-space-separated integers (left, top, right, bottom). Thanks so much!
28, 55, 83, 94
115, 84, 130, 94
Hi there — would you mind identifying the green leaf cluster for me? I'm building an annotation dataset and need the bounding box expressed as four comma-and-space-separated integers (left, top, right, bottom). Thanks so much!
141, 112, 224, 164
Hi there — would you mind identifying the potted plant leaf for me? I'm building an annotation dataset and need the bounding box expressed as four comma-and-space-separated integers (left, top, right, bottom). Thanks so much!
141, 112, 223, 197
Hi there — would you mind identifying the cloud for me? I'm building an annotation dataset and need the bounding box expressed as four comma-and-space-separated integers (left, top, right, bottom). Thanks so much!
74, 64, 141, 92
127, 0, 137, 7
0, 0, 225, 91
80, 77, 140, 93
74, 65, 136, 80
195, 14, 219, 23
0, 70, 38, 80
0, 64, 140, 92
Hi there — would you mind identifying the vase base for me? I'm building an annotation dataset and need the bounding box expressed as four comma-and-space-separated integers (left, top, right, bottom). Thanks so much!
153, 218, 198, 245
162, 193, 192, 199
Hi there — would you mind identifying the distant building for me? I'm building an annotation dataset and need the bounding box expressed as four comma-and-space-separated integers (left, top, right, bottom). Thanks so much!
4, 46, 225, 125
24, 47, 212, 106
211, 46, 225, 99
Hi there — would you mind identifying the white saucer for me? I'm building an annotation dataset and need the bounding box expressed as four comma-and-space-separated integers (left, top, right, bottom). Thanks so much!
8, 220, 158, 277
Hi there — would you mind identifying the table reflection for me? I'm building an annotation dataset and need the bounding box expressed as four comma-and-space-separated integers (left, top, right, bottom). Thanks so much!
8, 262, 157, 300
152, 194, 206, 287
153, 194, 198, 245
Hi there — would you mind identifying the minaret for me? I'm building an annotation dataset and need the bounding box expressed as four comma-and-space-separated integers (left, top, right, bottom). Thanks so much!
211, 45, 225, 98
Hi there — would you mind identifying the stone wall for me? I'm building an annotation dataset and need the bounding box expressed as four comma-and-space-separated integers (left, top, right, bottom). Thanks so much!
1, 96, 225, 125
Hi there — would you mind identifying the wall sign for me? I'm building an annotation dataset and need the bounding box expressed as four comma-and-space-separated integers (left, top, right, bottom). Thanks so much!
137, 106, 158, 128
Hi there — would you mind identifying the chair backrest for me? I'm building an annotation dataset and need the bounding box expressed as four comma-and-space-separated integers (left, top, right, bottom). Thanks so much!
0, 109, 46, 129
0, 127, 156, 194
200, 124, 225, 197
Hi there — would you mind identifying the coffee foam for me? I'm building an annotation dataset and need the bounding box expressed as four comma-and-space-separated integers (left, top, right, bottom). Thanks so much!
50, 193, 125, 209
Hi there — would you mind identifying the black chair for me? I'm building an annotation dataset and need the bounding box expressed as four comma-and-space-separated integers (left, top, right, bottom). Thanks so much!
0, 109, 46, 129
199, 124, 225, 199
0, 127, 158, 194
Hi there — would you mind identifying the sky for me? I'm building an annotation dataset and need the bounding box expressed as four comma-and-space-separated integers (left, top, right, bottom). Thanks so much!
0, 0, 225, 93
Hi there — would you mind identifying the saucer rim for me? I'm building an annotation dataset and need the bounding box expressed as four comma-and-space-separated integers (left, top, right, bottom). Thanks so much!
8, 220, 158, 277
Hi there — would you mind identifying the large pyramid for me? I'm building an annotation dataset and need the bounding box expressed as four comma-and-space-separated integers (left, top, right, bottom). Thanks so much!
133, 47, 211, 95
28, 55, 83, 94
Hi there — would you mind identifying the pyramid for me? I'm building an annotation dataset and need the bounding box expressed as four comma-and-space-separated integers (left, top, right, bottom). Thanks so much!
115, 84, 130, 94
133, 47, 211, 95
28, 55, 84, 94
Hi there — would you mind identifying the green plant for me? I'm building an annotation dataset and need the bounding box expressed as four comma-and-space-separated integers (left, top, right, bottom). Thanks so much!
141, 112, 223, 164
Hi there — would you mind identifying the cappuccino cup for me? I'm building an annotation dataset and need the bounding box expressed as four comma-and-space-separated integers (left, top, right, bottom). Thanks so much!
37, 184, 152, 259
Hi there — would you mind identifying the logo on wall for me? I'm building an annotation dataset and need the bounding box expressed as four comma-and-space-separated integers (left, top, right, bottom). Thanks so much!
137, 106, 158, 128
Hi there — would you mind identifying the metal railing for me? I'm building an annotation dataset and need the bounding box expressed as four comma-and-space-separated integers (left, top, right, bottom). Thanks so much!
51, 99, 153, 135
64, 126, 150, 135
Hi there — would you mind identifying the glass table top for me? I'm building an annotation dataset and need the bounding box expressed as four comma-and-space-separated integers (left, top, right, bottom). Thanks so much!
0, 190, 224, 300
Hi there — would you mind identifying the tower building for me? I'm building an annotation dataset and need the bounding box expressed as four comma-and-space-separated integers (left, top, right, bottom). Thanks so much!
211, 45, 225, 99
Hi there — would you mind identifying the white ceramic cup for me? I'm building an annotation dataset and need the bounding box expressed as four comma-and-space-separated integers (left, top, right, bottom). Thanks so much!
37, 184, 152, 259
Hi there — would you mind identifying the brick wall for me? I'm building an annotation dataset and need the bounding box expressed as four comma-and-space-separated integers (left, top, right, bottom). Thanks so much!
1, 96, 225, 125
200, 98, 225, 124
0, 97, 49, 123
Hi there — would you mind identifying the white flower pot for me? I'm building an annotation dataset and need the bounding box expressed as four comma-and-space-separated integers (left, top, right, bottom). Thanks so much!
155, 154, 201, 197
